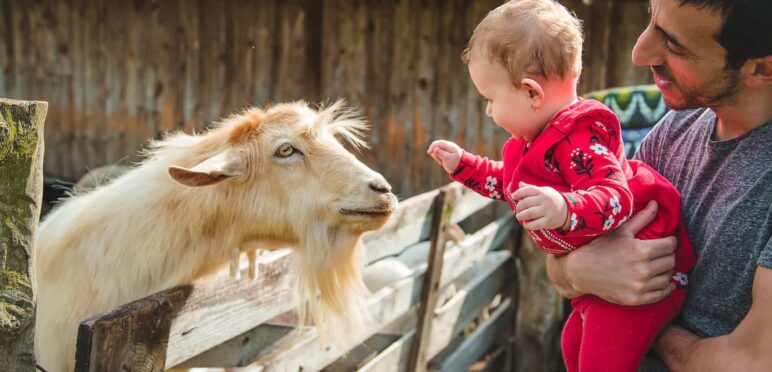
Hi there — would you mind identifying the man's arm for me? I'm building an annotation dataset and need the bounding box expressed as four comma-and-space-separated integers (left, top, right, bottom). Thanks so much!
545, 200, 678, 305
655, 266, 772, 372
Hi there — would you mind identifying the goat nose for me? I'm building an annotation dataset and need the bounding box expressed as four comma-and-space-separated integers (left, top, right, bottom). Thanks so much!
369, 180, 392, 194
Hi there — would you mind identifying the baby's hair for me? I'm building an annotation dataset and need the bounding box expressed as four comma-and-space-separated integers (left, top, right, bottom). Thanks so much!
461, 0, 583, 85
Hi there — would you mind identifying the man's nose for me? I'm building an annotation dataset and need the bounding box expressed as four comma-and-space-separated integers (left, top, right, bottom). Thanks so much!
485, 102, 492, 117
632, 26, 665, 67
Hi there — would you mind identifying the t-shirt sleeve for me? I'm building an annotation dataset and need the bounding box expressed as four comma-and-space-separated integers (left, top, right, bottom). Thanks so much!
758, 236, 772, 269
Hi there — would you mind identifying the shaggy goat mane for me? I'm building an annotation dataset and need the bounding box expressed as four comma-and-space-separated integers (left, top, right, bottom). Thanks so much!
140, 100, 369, 163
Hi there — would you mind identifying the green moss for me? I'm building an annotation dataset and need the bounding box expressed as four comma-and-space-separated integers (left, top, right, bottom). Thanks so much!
0, 103, 43, 164
0, 99, 46, 334
0, 271, 34, 332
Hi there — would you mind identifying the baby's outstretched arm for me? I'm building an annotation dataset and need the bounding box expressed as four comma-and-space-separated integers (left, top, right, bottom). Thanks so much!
511, 182, 570, 230
428, 140, 505, 201
427, 140, 462, 174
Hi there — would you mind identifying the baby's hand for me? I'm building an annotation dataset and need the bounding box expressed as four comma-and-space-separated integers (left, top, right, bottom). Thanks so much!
511, 182, 569, 231
427, 140, 462, 174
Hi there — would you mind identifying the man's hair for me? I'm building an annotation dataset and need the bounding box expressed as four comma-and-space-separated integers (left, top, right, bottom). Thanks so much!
461, 0, 583, 85
678, 0, 772, 69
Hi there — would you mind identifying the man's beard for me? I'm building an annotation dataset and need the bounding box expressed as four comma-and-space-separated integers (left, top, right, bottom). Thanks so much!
652, 65, 741, 110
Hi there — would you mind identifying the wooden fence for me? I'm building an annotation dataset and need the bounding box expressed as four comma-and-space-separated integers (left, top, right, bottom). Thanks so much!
73, 182, 520, 371
1, 0, 651, 196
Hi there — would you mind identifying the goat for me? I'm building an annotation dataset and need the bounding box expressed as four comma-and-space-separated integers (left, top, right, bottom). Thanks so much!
34, 101, 397, 372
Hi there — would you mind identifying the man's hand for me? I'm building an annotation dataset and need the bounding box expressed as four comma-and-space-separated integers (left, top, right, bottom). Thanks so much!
427, 140, 463, 174
511, 182, 569, 230
545, 200, 678, 305
654, 267, 772, 371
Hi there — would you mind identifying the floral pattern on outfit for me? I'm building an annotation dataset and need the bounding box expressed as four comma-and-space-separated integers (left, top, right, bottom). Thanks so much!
485, 176, 498, 191
673, 272, 689, 288
447, 99, 692, 265
590, 143, 609, 155
447, 99, 696, 372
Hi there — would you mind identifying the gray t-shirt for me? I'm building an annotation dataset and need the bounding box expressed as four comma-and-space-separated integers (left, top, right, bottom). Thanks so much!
635, 108, 772, 370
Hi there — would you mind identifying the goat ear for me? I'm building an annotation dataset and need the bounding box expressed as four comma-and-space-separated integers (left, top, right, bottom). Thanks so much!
168, 150, 244, 187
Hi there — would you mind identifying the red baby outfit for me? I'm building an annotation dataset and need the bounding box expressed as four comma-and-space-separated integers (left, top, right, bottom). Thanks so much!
450, 99, 695, 372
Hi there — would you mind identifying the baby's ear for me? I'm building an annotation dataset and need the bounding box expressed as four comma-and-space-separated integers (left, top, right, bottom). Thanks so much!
520, 78, 545, 99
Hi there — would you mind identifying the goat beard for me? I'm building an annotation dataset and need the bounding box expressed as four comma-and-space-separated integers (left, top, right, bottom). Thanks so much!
295, 222, 370, 347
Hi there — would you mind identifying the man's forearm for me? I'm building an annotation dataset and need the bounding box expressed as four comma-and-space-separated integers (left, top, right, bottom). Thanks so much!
655, 325, 755, 372
657, 268, 772, 372
545, 255, 582, 298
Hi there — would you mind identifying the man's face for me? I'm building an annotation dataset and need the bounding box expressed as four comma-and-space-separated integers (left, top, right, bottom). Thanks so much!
632, 0, 741, 109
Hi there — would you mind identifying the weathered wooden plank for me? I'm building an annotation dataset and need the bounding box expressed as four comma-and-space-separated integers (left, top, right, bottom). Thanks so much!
336, 249, 513, 372
167, 206, 512, 369
359, 0, 395, 170
250, 0, 277, 107
357, 330, 415, 372
607, 1, 651, 88
438, 215, 512, 287
319, 303, 419, 372
2, 1, 651, 198
362, 187, 437, 263
427, 250, 513, 359
428, 298, 513, 372
363, 182, 491, 264
408, 186, 455, 372
0, 98, 47, 371
0, 1, 9, 96
472, 345, 508, 372
235, 269, 425, 371
74, 291, 175, 372
513, 233, 566, 372
273, 0, 320, 102
173, 322, 295, 368
323, 333, 399, 372
75, 185, 504, 370
73, 250, 296, 370
163, 250, 296, 368
195, 216, 508, 370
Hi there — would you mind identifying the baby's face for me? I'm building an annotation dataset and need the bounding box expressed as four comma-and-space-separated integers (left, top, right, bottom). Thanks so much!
468, 53, 545, 141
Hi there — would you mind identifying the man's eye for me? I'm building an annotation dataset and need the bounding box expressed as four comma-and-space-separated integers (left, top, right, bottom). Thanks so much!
664, 40, 682, 55
275, 143, 296, 158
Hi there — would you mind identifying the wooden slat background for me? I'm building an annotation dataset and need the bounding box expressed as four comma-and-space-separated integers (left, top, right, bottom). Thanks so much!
0, 0, 650, 196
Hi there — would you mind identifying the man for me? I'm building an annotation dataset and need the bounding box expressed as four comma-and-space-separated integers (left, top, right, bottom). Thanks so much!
546, 0, 771, 370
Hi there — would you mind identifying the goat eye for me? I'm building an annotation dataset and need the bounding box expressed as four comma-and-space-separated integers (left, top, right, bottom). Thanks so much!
275, 143, 295, 158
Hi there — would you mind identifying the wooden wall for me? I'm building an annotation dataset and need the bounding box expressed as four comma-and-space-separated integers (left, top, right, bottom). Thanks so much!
0, 0, 650, 196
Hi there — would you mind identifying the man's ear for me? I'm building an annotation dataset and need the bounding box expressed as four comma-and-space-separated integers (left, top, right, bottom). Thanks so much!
521, 78, 545, 111
168, 149, 245, 187
742, 55, 772, 87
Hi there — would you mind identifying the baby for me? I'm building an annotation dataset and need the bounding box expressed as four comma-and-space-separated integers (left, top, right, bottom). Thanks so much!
427, 1, 695, 371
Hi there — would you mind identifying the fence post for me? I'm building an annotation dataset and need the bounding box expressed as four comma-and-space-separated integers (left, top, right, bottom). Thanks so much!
0, 98, 47, 371
505, 224, 523, 371
408, 186, 455, 372
513, 232, 565, 372
73, 287, 187, 372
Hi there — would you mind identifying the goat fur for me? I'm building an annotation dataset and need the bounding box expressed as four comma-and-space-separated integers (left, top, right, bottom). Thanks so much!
34, 101, 396, 371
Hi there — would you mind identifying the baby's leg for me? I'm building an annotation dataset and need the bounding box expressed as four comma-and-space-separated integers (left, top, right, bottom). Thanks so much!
561, 309, 583, 372
578, 294, 681, 372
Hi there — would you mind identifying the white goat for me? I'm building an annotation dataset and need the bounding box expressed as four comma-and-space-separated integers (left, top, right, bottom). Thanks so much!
34, 101, 397, 372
